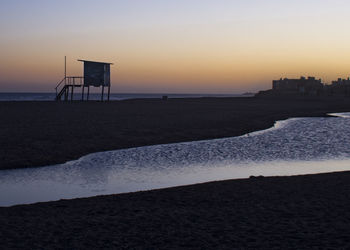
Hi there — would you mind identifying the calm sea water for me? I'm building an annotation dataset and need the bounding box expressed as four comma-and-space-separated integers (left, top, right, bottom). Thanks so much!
1, 113, 350, 206
0, 92, 247, 101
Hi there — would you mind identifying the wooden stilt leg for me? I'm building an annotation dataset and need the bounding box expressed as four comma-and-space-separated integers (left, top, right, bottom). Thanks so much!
101, 86, 105, 102
65, 87, 68, 101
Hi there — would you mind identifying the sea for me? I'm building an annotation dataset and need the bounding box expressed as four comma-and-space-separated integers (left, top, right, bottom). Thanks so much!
0, 92, 249, 101
1, 113, 350, 206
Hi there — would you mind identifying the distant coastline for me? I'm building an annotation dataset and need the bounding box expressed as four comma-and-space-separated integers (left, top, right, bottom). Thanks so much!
0, 92, 253, 101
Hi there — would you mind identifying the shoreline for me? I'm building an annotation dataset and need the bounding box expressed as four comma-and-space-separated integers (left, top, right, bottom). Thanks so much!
2, 113, 350, 208
3, 169, 350, 208
1, 97, 350, 170
2, 97, 350, 248
2, 170, 350, 249
0, 93, 248, 102
0, 113, 289, 173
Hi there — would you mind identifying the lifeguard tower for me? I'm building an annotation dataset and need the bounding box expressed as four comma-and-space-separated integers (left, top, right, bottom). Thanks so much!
55, 57, 113, 101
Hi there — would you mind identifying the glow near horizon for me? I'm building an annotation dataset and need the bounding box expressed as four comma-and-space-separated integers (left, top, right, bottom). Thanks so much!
1, 0, 350, 93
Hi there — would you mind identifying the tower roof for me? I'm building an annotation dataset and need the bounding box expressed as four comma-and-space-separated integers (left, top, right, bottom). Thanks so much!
77, 59, 113, 65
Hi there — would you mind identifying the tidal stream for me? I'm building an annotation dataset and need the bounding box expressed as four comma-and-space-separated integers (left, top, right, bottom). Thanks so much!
1, 113, 350, 206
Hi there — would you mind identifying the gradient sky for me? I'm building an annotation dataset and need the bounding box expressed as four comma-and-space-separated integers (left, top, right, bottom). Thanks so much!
1, 0, 350, 93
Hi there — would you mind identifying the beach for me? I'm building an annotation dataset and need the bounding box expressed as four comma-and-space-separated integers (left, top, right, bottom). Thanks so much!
1, 96, 350, 249
1, 171, 350, 249
1, 96, 350, 170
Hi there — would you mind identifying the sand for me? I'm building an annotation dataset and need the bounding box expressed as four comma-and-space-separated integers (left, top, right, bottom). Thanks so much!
1, 96, 350, 170
1, 171, 350, 249
1, 96, 350, 249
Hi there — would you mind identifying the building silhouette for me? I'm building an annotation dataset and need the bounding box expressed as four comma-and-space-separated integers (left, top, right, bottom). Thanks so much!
272, 76, 323, 95
327, 78, 350, 96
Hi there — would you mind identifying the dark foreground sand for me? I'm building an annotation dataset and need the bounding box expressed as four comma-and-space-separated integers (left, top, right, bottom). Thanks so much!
1, 96, 350, 170
1, 97, 350, 249
1, 171, 350, 249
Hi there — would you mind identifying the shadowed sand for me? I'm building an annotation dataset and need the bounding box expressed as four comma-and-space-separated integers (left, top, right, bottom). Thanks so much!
1, 171, 350, 249
1, 97, 350, 249
1, 96, 350, 170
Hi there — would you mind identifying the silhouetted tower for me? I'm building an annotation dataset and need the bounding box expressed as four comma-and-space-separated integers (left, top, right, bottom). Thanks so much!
55, 57, 113, 101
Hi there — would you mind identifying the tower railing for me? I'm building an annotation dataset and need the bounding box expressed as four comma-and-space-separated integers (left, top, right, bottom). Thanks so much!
55, 76, 84, 101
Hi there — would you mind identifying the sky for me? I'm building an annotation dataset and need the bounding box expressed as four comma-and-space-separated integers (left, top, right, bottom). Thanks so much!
1, 0, 350, 93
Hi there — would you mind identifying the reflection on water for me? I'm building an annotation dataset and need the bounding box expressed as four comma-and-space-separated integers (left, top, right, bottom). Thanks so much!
1, 113, 350, 206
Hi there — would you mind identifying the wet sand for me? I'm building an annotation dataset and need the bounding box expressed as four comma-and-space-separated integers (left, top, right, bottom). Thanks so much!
1, 96, 350, 170
1, 97, 350, 249
1, 171, 350, 249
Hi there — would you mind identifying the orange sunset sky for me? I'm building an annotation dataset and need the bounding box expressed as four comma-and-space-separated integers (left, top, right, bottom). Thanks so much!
1, 0, 350, 93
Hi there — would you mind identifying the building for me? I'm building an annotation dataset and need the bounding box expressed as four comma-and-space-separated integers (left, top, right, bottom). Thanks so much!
256, 75, 350, 98
272, 76, 324, 95
327, 77, 350, 96
331, 78, 350, 86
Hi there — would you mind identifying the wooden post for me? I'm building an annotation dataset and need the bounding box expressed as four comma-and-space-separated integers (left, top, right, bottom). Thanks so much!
63, 56, 67, 101
107, 85, 111, 101
87, 86, 90, 101
82, 86, 85, 101
65, 87, 68, 101
71, 78, 74, 101
64, 56, 66, 85
71, 86, 74, 101
101, 86, 105, 102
